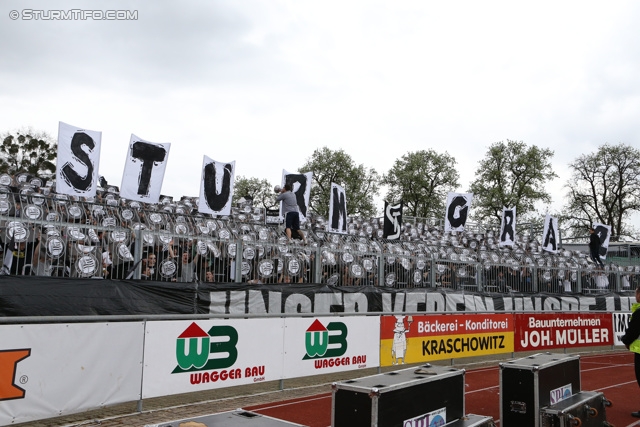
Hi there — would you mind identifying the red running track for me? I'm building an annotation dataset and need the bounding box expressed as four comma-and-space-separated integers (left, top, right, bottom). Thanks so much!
245, 352, 640, 427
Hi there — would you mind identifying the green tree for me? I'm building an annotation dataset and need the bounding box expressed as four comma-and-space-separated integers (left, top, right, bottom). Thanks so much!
233, 176, 277, 209
298, 147, 380, 218
469, 140, 557, 226
0, 129, 57, 178
382, 149, 459, 218
563, 143, 640, 240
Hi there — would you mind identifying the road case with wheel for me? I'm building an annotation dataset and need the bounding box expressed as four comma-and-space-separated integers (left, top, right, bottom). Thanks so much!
443, 414, 496, 426
540, 390, 611, 427
331, 364, 465, 427
500, 352, 581, 427
143, 409, 308, 427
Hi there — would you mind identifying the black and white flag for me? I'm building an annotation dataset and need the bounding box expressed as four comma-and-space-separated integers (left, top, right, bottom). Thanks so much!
198, 156, 235, 216
0, 233, 15, 275
444, 192, 473, 232
281, 170, 312, 223
542, 214, 559, 254
56, 121, 102, 197
592, 222, 612, 260
499, 207, 517, 247
120, 135, 170, 203
328, 183, 348, 234
383, 201, 403, 239
265, 208, 283, 225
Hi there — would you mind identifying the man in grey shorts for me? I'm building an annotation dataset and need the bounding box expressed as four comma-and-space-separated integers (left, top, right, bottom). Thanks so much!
276, 183, 307, 244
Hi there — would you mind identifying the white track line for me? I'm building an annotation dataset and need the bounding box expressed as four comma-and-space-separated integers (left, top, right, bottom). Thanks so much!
583, 364, 634, 372
466, 385, 499, 394
251, 394, 330, 411
593, 379, 638, 391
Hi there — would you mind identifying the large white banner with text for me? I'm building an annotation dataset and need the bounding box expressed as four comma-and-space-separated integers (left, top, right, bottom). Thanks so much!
282, 316, 380, 379
142, 318, 284, 398
0, 322, 144, 426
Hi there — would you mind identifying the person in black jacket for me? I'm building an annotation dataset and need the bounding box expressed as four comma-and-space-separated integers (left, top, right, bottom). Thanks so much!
622, 286, 640, 418
588, 227, 605, 268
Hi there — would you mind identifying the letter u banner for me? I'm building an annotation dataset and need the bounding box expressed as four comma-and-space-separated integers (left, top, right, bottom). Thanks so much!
380, 314, 514, 366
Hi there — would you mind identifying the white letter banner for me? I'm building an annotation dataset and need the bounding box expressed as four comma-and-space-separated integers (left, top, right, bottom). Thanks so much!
383, 201, 403, 240
328, 183, 348, 234
592, 222, 612, 260
55, 121, 102, 197
119, 135, 170, 203
542, 214, 559, 254
281, 169, 312, 223
198, 156, 235, 216
499, 207, 517, 247
444, 192, 473, 232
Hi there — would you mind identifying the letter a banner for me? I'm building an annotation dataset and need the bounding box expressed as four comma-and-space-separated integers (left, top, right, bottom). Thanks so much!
56, 121, 102, 197
542, 214, 559, 254
119, 135, 170, 203
198, 156, 235, 216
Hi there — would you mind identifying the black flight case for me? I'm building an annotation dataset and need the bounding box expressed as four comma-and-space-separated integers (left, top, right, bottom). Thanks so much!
499, 352, 581, 427
540, 391, 612, 427
331, 364, 465, 427
443, 414, 496, 427
143, 409, 308, 427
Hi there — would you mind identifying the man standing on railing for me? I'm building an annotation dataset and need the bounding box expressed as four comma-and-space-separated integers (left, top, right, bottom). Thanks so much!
589, 227, 605, 269
276, 183, 307, 244
622, 286, 640, 418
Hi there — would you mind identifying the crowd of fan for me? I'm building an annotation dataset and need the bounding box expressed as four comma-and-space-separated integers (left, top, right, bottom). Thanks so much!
0, 172, 638, 293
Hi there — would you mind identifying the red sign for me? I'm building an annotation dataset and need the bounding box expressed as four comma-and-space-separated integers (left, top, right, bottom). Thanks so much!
514, 313, 613, 352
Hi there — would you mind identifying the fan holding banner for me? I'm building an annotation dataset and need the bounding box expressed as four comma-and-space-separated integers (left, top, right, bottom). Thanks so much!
276, 183, 307, 244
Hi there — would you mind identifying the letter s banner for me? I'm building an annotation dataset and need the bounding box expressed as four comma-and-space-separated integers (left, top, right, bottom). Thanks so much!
0, 349, 30, 401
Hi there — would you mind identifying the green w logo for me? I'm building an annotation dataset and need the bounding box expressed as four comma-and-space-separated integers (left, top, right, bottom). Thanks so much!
173, 322, 238, 374
303, 320, 348, 360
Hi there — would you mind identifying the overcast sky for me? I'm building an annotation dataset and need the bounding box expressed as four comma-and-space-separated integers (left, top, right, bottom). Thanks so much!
1, 0, 639, 233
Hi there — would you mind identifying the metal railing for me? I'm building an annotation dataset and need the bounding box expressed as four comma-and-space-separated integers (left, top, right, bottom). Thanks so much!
1, 194, 639, 294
